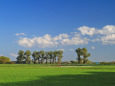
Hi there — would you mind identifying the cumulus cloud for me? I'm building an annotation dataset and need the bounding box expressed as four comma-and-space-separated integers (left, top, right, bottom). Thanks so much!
97, 25, 115, 35
18, 37, 35, 47
16, 33, 27, 36
18, 33, 89, 48
10, 53, 18, 57
78, 26, 96, 36
100, 34, 115, 44
78, 25, 115, 44
16, 25, 115, 48
60, 35, 89, 45
18, 34, 59, 48
78, 25, 115, 36
53, 34, 69, 41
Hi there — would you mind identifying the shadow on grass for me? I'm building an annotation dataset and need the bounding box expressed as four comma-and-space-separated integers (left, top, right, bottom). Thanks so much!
0, 72, 115, 86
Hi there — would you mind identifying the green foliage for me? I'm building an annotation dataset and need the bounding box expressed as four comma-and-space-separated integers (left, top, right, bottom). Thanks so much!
86, 60, 93, 64
16, 50, 25, 63
75, 48, 82, 63
62, 61, 71, 64
16, 50, 63, 64
39, 50, 45, 64
24, 50, 31, 64
53, 51, 58, 63
32, 51, 38, 64
0, 56, 10, 64
100, 62, 115, 65
6, 61, 15, 64
45, 52, 50, 64
48, 51, 53, 64
81, 48, 91, 64
75, 47, 91, 64
70, 61, 78, 64
57, 50, 63, 65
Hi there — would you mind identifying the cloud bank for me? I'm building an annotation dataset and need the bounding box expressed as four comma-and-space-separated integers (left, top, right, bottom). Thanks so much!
17, 25, 115, 48
18, 33, 89, 48
78, 25, 115, 44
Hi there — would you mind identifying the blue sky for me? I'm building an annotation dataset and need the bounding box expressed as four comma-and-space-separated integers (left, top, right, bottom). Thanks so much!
0, 0, 115, 62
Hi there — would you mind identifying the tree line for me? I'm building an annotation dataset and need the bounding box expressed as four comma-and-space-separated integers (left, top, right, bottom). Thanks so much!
0, 47, 91, 64
16, 50, 63, 64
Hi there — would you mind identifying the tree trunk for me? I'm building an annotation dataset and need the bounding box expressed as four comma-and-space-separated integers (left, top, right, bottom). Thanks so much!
50, 59, 51, 64
41, 58, 42, 64
83, 58, 86, 64
53, 57, 55, 64
46, 57, 47, 64
78, 55, 81, 64
55, 57, 56, 63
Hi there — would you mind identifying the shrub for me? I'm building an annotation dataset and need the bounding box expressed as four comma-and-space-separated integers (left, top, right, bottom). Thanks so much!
86, 60, 93, 64
6, 61, 15, 64
100, 62, 115, 65
62, 61, 71, 64
70, 61, 78, 64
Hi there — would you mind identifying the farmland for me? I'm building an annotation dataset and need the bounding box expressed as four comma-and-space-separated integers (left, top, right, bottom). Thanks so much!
0, 64, 115, 86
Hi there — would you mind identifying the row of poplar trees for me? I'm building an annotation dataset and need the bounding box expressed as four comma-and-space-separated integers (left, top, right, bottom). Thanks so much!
16, 50, 63, 64
75, 47, 91, 64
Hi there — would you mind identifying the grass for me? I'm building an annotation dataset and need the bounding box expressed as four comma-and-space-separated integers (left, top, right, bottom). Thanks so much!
0, 64, 115, 86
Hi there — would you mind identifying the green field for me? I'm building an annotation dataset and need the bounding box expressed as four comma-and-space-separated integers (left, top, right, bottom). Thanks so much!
0, 64, 115, 86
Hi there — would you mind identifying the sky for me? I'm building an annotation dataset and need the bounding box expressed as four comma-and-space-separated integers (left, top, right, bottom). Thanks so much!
0, 0, 115, 62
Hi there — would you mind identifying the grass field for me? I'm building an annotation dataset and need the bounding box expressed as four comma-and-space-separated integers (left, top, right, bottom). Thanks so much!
0, 64, 115, 86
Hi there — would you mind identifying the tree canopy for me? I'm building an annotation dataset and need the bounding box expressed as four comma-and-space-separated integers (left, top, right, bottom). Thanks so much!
16, 50, 63, 64
0, 56, 10, 64
75, 47, 91, 64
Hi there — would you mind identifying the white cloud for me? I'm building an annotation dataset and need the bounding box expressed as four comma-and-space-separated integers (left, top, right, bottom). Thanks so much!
78, 25, 115, 36
92, 38, 100, 42
16, 33, 27, 36
17, 33, 89, 48
78, 25, 115, 44
17, 25, 115, 47
10, 53, 18, 57
78, 26, 96, 36
98, 25, 115, 35
53, 33, 69, 41
61, 36, 89, 45
91, 46, 95, 49
18, 34, 60, 48
18, 38, 35, 47
100, 34, 115, 44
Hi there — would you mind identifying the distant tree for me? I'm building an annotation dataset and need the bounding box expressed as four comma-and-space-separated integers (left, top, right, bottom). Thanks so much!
53, 51, 58, 64
45, 52, 49, 64
57, 50, 63, 65
24, 50, 31, 64
81, 48, 91, 64
48, 51, 53, 64
39, 50, 45, 64
32, 51, 38, 64
36, 52, 40, 63
16, 50, 25, 63
75, 48, 82, 64
0, 56, 10, 64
